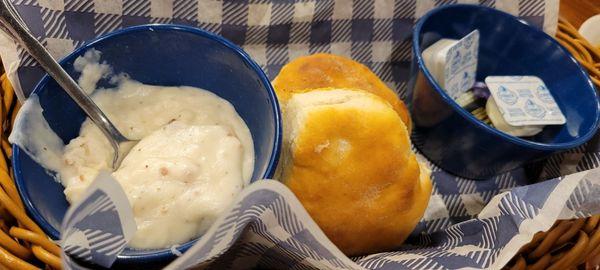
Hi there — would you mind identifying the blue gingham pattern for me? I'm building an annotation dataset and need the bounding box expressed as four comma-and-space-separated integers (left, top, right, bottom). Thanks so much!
6, 0, 554, 101
62, 190, 125, 264
63, 167, 600, 269
4, 0, 592, 269
60, 172, 136, 269
162, 169, 598, 270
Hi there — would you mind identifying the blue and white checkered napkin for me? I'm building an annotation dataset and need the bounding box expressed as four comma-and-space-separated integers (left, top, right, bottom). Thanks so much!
4, 0, 597, 269
60, 172, 136, 269
165, 169, 600, 270
62, 167, 600, 269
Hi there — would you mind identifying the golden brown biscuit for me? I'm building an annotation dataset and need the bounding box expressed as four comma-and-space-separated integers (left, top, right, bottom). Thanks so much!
280, 89, 431, 256
272, 53, 411, 130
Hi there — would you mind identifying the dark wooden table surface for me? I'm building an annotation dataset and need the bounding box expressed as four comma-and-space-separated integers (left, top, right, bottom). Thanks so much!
560, 0, 600, 28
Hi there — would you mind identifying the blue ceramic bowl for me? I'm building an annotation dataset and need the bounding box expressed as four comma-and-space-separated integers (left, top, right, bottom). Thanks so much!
408, 5, 600, 179
13, 24, 281, 266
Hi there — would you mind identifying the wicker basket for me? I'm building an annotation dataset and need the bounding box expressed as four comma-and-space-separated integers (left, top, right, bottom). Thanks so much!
0, 74, 61, 269
0, 18, 598, 270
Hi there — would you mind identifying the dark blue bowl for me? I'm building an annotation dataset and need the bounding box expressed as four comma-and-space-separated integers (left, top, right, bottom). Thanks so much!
408, 5, 600, 179
13, 24, 281, 265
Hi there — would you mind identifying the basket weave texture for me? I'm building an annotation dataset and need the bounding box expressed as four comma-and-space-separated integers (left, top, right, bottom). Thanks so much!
0, 72, 61, 269
0, 73, 61, 269
0, 17, 598, 270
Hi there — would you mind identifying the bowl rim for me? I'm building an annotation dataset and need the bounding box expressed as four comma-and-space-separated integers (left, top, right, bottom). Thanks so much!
412, 4, 600, 151
12, 23, 282, 264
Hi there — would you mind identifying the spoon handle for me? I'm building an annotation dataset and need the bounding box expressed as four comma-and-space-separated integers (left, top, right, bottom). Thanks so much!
0, 0, 128, 145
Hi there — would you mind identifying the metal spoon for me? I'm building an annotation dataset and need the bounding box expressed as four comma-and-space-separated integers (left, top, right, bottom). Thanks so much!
0, 0, 137, 169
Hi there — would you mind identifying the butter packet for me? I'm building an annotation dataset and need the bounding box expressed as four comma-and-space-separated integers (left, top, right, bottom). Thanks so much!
485, 76, 566, 126
421, 30, 479, 100
444, 30, 479, 100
